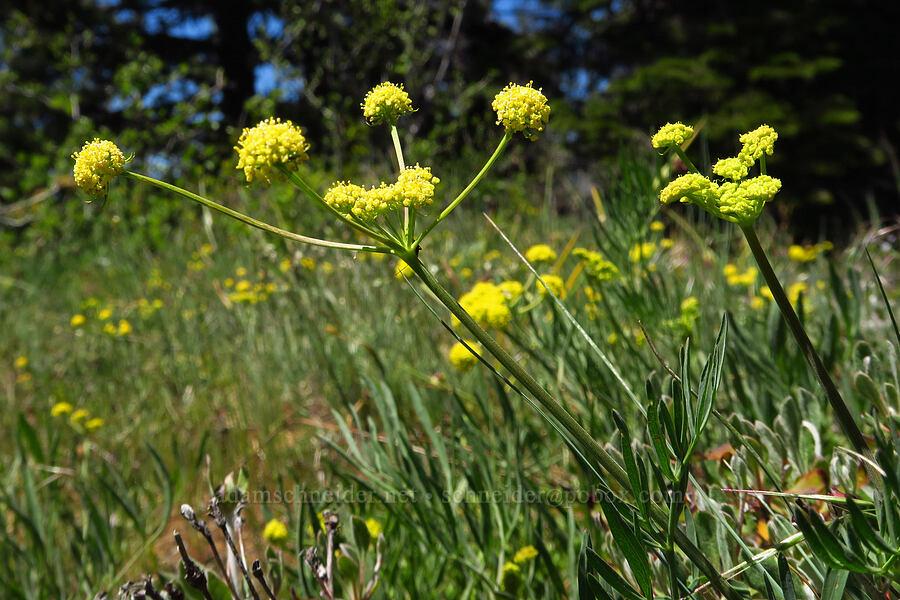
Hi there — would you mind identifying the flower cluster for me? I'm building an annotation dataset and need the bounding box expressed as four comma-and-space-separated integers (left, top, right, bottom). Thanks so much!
788, 241, 832, 262
448, 340, 481, 372
492, 82, 551, 140
52, 402, 104, 431
235, 118, 309, 183
656, 124, 782, 225
651, 122, 694, 149
457, 282, 512, 329
72, 139, 126, 198
362, 82, 414, 126
723, 264, 758, 286
524, 244, 557, 264
573, 248, 619, 283
538, 274, 566, 299
263, 519, 288, 544
324, 165, 439, 221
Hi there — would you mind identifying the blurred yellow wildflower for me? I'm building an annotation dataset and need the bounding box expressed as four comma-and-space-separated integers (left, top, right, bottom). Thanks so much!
72, 139, 125, 198
498, 280, 524, 303
761, 286, 774, 301
51, 402, 74, 417
236, 267, 248, 277
573, 248, 618, 282
279, 257, 292, 272
607, 332, 618, 344
85, 418, 104, 431
629, 242, 657, 262
300, 257, 316, 271
513, 545, 539, 564
236, 280, 252, 292
98, 307, 113, 320
538, 274, 566, 299
117, 319, 132, 335
500, 561, 522, 593
725, 266, 757, 287
492, 81, 551, 140
235, 117, 309, 184
71, 314, 86, 327
750, 296, 766, 310
449, 341, 481, 372
458, 282, 512, 329
524, 244, 557, 264
14, 356, 28, 369
71, 409, 89, 423
103, 323, 117, 334
365, 517, 383, 539
787, 282, 808, 305
263, 519, 289, 544
362, 82, 414, 126
650, 220, 665, 232
651, 122, 694, 149
660, 238, 674, 249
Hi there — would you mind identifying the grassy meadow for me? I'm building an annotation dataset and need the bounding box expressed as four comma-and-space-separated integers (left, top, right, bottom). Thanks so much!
2, 148, 899, 598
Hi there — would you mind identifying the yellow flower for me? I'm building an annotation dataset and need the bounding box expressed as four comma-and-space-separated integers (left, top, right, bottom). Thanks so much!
788, 244, 817, 262
760, 285, 774, 301
458, 282, 512, 329
660, 237, 674, 249
103, 323, 117, 334
279, 257, 292, 272
365, 517, 383, 539
300, 257, 316, 271
606, 332, 618, 344
85, 418, 104, 431
234, 117, 309, 184
51, 402, 73, 416
525, 244, 557, 264
98, 307, 113, 321
70, 314, 86, 327
716, 175, 782, 224
492, 81, 551, 140
236, 267, 248, 277
538, 274, 566, 299
224, 277, 235, 288
72, 139, 126, 199
500, 561, 522, 593
263, 519, 289, 544
650, 220, 665, 232
712, 156, 751, 181
513, 545, 539, 564
726, 267, 757, 287
235, 280, 252, 292
361, 82, 414, 126
573, 248, 618, 282
629, 242, 657, 262
739, 125, 778, 162
723, 264, 738, 277
14, 356, 28, 369
449, 341, 481, 372
787, 282, 808, 305
498, 280, 524, 303
651, 122, 694, 149
117, 319, 132, 335
71, 409, 89, 423
660, 173, 719, 210
394, 259, 414, 280
392, 164, 440, 211
750, 296, 766, 310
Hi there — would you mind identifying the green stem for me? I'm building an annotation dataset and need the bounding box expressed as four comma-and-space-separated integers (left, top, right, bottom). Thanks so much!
405, 253, 741, 600
673, 147, 700, 175
415, 132, 512, 247
390, 125, 414, 243
740, 224, 868, 454
124, 172, 389, 254
277, 166, 395, 246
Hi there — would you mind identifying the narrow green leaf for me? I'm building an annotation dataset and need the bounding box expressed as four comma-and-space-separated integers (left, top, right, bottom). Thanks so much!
820, 568, 849, 600
596, 493, 653, 598
777, 554, 797, 600
695, 315, 727, 441
613, 410, 646, 516
647, 382, 674, 480
845, 496, 896, 554
866, 247, 900, 349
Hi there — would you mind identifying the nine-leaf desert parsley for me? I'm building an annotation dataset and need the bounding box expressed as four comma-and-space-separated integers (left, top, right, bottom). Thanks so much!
73, 81, 738, 598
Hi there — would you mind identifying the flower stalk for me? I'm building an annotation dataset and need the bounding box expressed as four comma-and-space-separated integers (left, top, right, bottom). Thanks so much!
740, 223, 868, 454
